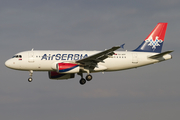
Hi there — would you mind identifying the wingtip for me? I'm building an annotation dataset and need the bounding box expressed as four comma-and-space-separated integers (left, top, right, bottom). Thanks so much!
120, 43, 125, 49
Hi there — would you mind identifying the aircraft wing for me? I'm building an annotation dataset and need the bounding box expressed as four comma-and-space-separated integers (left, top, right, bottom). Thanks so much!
76, 45, 124, 67
148, 50, 173, 59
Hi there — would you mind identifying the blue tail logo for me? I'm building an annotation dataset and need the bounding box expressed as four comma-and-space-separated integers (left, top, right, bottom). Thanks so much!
145, 36, 163, 50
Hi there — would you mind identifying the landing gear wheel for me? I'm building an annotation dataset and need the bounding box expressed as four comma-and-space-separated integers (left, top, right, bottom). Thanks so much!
79, 78, 86, 85
28, 77, 33, 82
86, 74, 92, 81
28, 70, 33, 82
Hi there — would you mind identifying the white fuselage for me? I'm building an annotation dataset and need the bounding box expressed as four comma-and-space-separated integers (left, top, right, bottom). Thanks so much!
5, 50, 172, 72
4, 23, 172, 84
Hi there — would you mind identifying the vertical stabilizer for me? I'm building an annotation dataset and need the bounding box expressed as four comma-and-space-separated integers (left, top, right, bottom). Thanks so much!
134, 23, 168, 53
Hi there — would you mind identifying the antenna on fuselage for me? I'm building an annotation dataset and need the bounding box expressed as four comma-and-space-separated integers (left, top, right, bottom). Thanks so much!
31, 48, 34, 51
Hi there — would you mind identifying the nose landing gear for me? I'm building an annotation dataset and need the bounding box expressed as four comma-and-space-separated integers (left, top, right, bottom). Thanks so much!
28, 70, 33, 82
28, 77, 33, 82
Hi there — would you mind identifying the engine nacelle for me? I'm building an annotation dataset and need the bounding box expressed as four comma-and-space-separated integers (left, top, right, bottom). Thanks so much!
56, 63, 80, 73
48, 71, 75, 80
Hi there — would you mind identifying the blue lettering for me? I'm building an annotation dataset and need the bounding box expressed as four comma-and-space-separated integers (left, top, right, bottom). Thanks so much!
41, 54, 88, 60
41, 54, 47, 60
74, 54, 79, 60
67, 54, 73, 60
83, 54, 88, 58
51, 54, 55, 60
80, 54, 83, 59
48, 54, 51, 60
55, 54, 61, 60
62, 54, 67, 60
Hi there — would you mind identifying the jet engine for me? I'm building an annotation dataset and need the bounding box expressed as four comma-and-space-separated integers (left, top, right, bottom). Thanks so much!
48, 71, 75, 80
56, 63, 80, 73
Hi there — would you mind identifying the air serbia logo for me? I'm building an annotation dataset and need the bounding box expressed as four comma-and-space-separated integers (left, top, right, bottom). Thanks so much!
41, 54, 88, 61
145, 36, 163, 51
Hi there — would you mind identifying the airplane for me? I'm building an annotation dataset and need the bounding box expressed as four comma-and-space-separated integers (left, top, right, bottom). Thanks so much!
5, 23, 173, 85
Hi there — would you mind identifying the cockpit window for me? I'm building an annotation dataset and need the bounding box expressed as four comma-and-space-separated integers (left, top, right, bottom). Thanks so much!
12, 55, 17, 58
12, 55, 22, 58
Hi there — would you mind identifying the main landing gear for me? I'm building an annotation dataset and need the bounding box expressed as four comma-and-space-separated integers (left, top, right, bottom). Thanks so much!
78, 73, 93, 85
28, 70, 33, 82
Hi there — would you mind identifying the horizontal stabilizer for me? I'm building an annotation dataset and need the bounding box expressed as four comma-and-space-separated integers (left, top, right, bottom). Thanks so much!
148, 50, 173, 59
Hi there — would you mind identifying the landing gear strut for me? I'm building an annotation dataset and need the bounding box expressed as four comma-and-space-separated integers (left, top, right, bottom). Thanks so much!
28, 70, 33, 82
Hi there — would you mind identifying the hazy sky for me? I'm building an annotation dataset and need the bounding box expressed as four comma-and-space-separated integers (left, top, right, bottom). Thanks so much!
0, 0, 180, 120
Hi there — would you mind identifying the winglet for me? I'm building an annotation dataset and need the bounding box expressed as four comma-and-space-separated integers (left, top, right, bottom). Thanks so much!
120, 43, 125, 49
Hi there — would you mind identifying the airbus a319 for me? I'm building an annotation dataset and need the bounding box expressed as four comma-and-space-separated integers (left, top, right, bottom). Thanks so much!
5, 23, 173, 85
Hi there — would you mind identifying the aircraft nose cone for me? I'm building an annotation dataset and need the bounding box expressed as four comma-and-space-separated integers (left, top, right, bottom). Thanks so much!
5, 59, 11, 68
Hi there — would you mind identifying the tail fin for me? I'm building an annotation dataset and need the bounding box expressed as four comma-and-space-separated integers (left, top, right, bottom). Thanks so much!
134, 23, 168, 53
